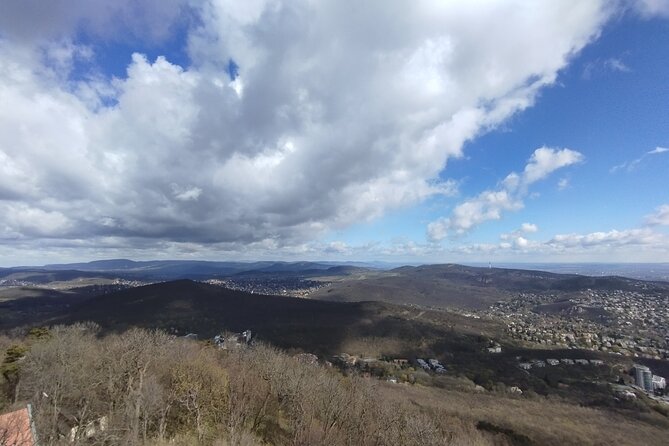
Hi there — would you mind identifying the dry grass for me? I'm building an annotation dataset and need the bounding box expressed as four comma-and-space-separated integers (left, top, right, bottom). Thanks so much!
337, 336, 409, 357
378, 382, 669, 446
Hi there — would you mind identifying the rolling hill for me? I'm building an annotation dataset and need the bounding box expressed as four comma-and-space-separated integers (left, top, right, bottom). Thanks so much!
309, 263, 669, 309
51, 279, 501, 356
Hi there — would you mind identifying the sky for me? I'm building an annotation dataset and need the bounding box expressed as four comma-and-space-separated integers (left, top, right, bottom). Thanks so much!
0, 0, 668, 266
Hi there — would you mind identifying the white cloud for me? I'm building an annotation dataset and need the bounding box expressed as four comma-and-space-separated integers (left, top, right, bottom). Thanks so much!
646, 204, 669, 226
582, 56, 630, 79
499, 223, 539, 250
325, 241, 350, 254
522, 147, 584, 186
0, 203, 72, 238
557, 178, 570, 190
548, 229, 658, 248
171, 184, 203, 202
514, 236, 531, 248
610, 146, 669, 173
447, 190, 523, 234
0, 1, 614, 258
521, 223, 538, 233
606, 58, 630, 72
447, 226, 669, 262
632, 0, 669, 18
428, 147, 582, 241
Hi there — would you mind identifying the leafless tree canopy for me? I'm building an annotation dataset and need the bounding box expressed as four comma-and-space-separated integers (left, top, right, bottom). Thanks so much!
0, 324, 500, 446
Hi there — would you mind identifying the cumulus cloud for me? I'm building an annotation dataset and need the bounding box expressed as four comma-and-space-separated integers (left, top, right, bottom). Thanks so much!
522, 147, 584, 185
359, 211, 669, 261
547, 228, 663, 249
646, 204, 669, 226
610, 146, 669, 173
501, 223, 539, 240
430, 189, 523, 239
314, 223, 667, 262
427, 147, 582, 241
448, 226, 669, 261
0, 203, 72, 238
497, 223, 540, 250
521, 223, 539, 233
0, 1, 613, 259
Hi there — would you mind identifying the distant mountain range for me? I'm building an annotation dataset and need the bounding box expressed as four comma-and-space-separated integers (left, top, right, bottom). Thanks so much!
1, 259, 380, 281
3, 259, 668, 281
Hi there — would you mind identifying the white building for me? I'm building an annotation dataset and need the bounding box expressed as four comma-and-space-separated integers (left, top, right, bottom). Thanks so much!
634, 365, 653, 392
652, 375, 666, 392
416, 359, 431, 371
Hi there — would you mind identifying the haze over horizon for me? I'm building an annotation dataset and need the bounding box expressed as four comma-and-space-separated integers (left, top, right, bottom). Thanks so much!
1, 0, 668, 266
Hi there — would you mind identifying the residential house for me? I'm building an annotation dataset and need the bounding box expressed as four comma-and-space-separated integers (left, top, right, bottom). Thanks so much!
0, 405, 37, 446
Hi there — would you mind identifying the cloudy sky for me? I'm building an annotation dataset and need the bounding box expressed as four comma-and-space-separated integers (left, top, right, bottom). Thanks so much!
0, 0, 668, 266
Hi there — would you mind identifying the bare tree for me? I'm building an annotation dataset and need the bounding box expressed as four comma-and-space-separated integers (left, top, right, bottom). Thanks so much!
19, 323, 104, 444
168, 344, 227, 442
14, 326, 478, 446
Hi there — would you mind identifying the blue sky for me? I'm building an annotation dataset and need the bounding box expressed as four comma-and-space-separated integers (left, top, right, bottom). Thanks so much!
0, 1, 668, 265
327, 10, 669, 262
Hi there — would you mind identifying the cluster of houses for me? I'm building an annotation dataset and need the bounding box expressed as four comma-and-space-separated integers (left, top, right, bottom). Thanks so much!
213, 330, 253, 349
633, 364, 666, 395
518, 358, 604, 370
487, 289, 669, 361
328, 354, 449, 377
416, 358, 446, 374
331, 353, 374, 368
204, 277, 330, 297
180, 329, 254, 349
